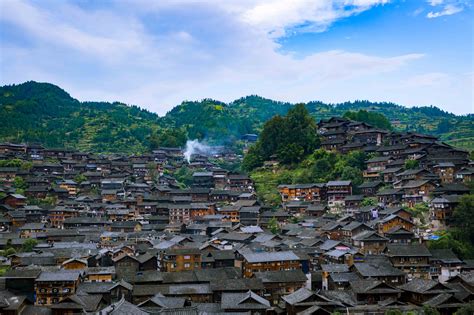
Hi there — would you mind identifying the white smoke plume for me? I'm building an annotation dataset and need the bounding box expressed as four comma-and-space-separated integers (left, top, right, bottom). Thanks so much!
183, 139, 214, 163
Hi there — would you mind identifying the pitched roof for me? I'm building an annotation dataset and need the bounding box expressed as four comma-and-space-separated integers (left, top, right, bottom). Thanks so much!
385, 244, 431, 257
100, 297, 148, 315
36, 270, 82, 282
241, 250, 300, 263
254, 269, 307, 283
282, 287, 314, 305
353, 262, 405, 277
429, 249, 462, 264
221, 291, 270, 310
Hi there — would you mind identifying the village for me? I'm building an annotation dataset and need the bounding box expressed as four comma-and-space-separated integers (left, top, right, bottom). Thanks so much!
0, 116, 472, 315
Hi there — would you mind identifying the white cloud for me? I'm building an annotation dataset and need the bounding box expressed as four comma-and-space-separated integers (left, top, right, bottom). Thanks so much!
401, 72, 450, 88
427, 4, 463, 18
428, 0, 444, 6
241, 0, 390, 36
0, 0, 470, 115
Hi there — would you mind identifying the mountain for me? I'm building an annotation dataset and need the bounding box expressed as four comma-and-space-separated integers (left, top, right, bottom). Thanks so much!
0, 82, 161, 153
1, 81, 473, 153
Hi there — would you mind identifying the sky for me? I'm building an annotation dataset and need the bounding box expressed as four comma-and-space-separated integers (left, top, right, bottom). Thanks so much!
0, 0, 472, 115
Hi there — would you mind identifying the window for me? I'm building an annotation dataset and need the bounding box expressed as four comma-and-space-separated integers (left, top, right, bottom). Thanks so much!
184, 263, 190, 268
184, 255, 191, 260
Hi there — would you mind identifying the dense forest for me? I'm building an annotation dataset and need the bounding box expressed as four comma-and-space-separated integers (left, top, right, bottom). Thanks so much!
0, 81, 472, 153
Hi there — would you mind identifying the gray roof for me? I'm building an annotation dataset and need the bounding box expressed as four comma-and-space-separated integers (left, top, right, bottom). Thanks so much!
139, 294, 186, 309
241, 250, 299, 263
353, 262, 405, 277
254, 269, 307, 283
399, 278, 454, 294
330, 272, 360, 283
37, 270, 81, 282
351, 280, 401, 294
100, 297, 148, 315
327, 180, 351, 186
221, 291, 270, 310
385, 244, 432, 257
282, 287, 314, 305
321, 264, 349, 273
429, 249, 462, 264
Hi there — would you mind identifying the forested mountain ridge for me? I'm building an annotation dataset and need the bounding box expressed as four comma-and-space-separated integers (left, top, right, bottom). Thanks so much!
1, 81, 473, 153
0, 81, 162, 153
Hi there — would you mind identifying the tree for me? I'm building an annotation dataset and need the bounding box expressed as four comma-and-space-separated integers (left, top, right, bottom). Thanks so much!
436, 119, 452, 133
384, 309, 403, 315
361, 197, 377, 207
422, 305, 440, 315
268, 217, 280, 234
408, 202, 429, 224
174, 166, 195, 187
451, 194, 474, 247
21, 239, 38, 252
343, 110, 392, 130
242, 103, 319, 169
454, 302, 474, 315
428, 231, 474, 260
149, 128, 187, 150
13, 176, 27, 190
277, 143, 305, 165
345, 150, 367, 170
242, 143, 264, 171
405, 159, 420, 169
74, 174, 87, 184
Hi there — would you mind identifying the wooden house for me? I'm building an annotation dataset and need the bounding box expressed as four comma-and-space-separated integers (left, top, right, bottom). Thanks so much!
326, 181, 352, 208
35, 271, 82, 305
161, 248, 202, 272
278, 183, 326, 202
241, 250, 302, 278
384, 244, 432, 280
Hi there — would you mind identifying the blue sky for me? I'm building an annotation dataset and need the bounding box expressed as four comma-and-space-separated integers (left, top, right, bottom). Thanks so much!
0, 0, 472, 115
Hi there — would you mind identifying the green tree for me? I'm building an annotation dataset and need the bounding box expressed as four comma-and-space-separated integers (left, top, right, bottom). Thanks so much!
149, 127, 187, 150
345, 150, 367, 170
74, 174, 87, 184
242, 143, 264, 171
385, 309, 403, 315
428, 231, 474, 260
21, 239, 38, 252
422, 305, 440, 315
361, 197, 377, 207
454, 302, 474, 315
13, 176, 27, 190
242, 103, 319, 169
408, 202, 429, 224
174, 166, 195, 187
268, 217, 280, 234
343, 109, 392, 130
405, 159, 420, 169
451, 194, 474, 246
277, 143, 305, 165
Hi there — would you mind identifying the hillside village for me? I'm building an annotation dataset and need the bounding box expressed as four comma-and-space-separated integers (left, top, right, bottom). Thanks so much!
0, 116, 473, 315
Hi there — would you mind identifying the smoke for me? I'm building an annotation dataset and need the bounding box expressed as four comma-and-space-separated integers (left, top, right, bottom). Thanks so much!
183, 139, 215, 163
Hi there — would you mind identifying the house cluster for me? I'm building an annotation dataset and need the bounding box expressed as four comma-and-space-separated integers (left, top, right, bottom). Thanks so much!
0, 114, 472, 315
283, 116, 474, 232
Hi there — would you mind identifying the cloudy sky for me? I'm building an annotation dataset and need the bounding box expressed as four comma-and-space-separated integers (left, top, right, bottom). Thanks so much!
0, 0, 472, 115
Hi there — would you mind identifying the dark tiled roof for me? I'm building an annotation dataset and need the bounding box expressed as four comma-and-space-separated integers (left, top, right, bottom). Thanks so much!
385, 244, 431, 257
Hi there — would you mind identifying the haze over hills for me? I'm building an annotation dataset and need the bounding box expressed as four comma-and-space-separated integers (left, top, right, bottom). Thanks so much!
0, 81, 472, 153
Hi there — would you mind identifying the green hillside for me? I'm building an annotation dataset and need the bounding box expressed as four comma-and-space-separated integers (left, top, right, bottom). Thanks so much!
0, 81, 472, 153
0, 81, 162, 153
